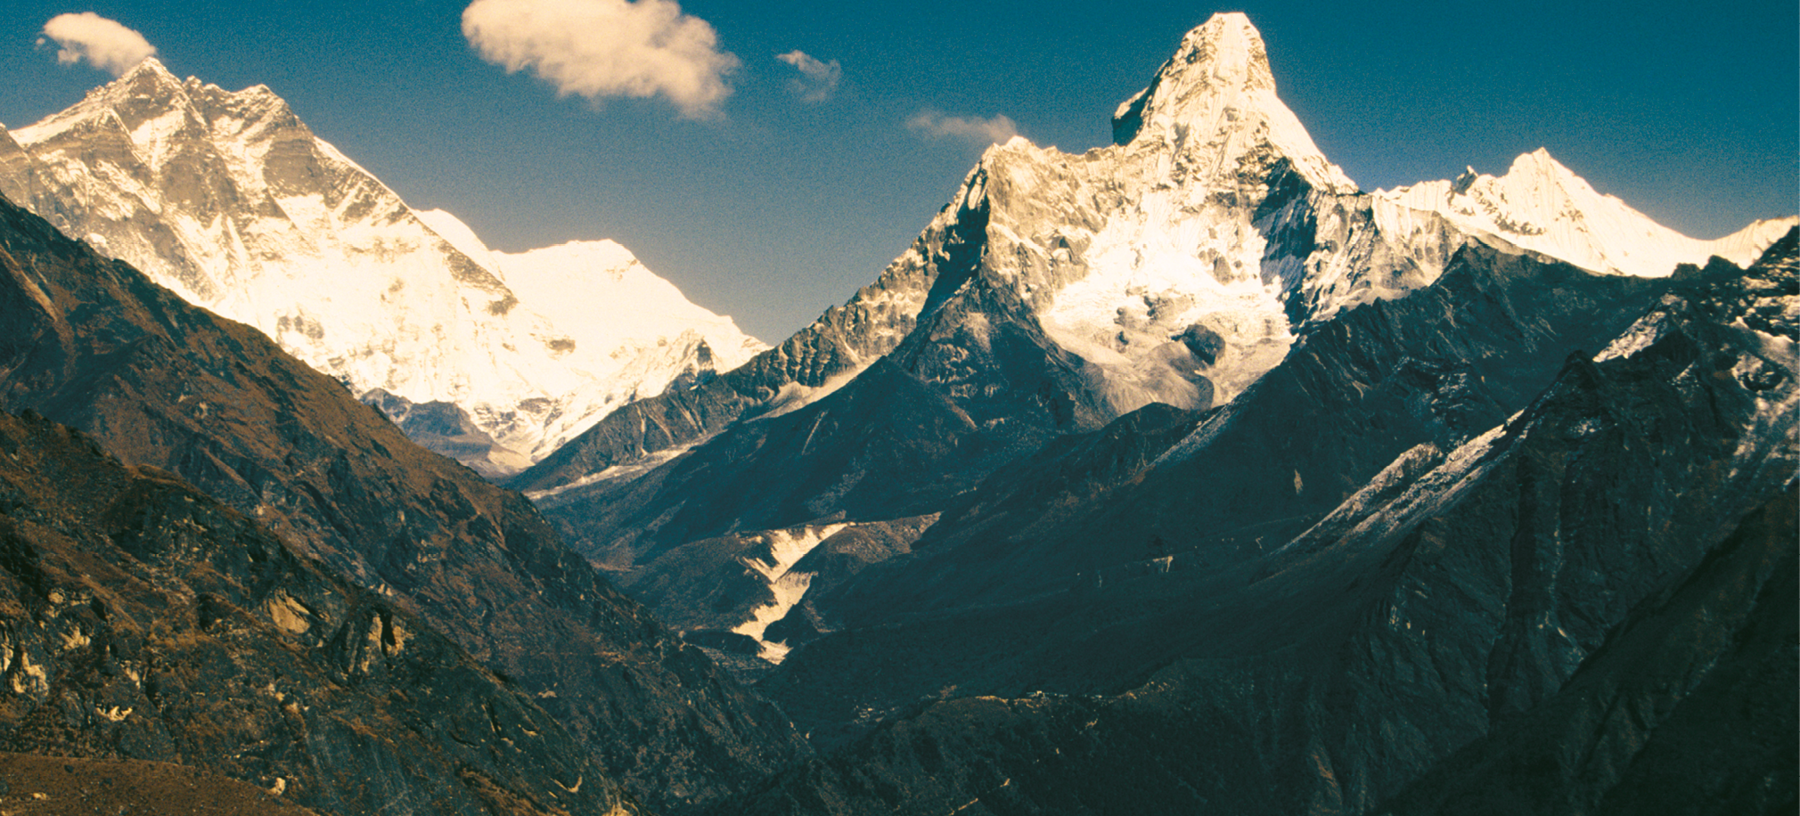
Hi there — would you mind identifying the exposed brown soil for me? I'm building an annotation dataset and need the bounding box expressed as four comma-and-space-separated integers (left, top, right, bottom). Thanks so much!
0, 752, 318, 816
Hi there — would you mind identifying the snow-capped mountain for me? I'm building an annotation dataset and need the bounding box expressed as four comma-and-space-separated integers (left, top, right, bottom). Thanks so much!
1287, 149, 1793, 324
519, 12, 1793, 497
0, 58, 763, 474
1380, 150, 1787, 279
513, 13, 1796, 680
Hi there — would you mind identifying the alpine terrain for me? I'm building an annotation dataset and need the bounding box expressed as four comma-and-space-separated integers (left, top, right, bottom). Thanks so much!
0, 58, 765, 476
514, 10, 1792, 651
519, 11, 1793, 813
0, 9, 1791, 816
0, 193, 809, 812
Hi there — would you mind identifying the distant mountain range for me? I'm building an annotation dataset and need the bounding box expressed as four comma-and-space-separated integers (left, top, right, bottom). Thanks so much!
0, 59, 764, 476
0, 11, 1791, 816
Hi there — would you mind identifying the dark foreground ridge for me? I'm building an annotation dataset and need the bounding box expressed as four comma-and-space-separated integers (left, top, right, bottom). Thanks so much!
0, 752, 323, 816
0, 191, 810, 812
0, 408, 636, 814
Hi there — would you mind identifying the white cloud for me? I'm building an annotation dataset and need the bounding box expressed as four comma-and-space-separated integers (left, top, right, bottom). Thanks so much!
462, 0, 738, 120
775, 50, 840, 103
906, 110, 1020, 146
38, 13, 156, 77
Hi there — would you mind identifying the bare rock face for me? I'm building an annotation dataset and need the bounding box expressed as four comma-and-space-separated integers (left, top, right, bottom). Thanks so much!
0, 194, 809, 812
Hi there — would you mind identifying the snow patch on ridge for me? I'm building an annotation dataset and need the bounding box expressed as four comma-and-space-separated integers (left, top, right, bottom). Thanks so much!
759, 362, 878, 420
1594, 308, 1675, 362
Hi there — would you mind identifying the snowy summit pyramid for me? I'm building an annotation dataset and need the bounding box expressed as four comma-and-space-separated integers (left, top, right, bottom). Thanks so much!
0, 58, 764, 474
1110, 12, 1355, 193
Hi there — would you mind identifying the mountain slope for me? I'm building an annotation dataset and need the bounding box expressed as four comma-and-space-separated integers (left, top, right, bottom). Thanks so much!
1376, 488, 1797, 816
0, 409, 636, 816
828, 244, 1670, 623
755, 242, 1673, 744
709, 231, 1798, 815
0, 193, 808, 812
0, 59, 763, 474
1368, 233, 1800, 816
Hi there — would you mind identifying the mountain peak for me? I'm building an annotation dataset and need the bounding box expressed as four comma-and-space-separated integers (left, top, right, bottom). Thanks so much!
1111, 12, 1354, 193
117, 55, 175, 82
11, 56, 192, 148
102, 56, 187, 109
1162, 12, 1277, 95
1376, 148, 1793, 279
1508, 146, 1578, 182
1112, 13, 1273, 144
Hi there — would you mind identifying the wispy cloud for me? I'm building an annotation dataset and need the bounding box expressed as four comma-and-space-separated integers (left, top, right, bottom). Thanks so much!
38, 13, 156, 77
461, 0, 739, 120
906, 110, 1019, 147
775, 50, 841, 103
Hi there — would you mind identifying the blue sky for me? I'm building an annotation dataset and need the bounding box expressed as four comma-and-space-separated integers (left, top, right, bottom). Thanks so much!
2, 1, 1794, 342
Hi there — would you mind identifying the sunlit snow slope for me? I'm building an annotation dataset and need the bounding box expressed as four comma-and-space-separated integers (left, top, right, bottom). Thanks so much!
0, 59, 764, 475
